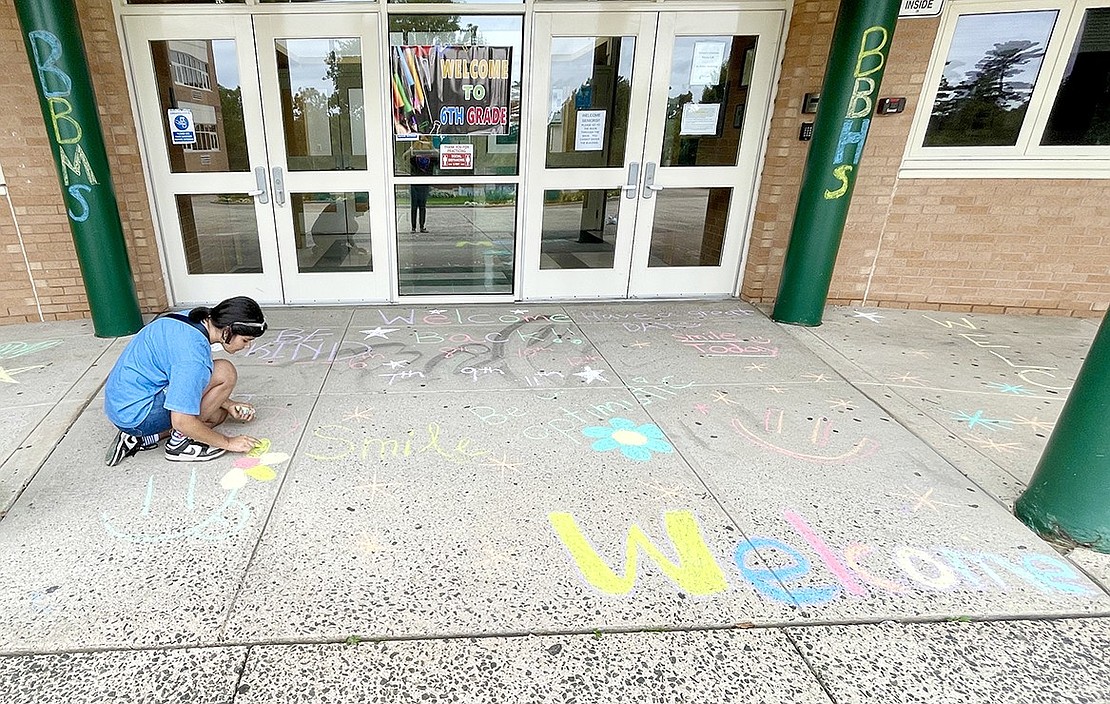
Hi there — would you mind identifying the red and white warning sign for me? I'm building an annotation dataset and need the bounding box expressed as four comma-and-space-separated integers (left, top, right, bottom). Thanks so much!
439, 143, 475, 170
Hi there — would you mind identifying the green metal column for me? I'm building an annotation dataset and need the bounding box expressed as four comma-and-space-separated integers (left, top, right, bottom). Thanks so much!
1015, 309, 1110, 553
15, 0, 142, 337
772, 0, 900, 326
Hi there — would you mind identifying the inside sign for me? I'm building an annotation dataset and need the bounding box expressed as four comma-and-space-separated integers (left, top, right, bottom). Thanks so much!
899, 0, 943, 17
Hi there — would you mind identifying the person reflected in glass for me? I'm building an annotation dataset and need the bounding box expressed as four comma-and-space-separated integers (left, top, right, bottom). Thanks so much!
406, 137, 439, 233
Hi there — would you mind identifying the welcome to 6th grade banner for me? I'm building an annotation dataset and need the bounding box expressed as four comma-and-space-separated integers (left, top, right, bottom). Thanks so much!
391, 45, 512, 136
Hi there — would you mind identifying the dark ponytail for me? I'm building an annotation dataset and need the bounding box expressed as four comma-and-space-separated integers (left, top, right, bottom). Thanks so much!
187, 306, 211, 323
194, 297, 267, 338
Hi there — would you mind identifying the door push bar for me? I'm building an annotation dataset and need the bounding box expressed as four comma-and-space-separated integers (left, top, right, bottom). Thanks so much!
623, 162, 640, 199
271, 166, 286, 207
249, 166, 269, 204
642, 162, 663, 199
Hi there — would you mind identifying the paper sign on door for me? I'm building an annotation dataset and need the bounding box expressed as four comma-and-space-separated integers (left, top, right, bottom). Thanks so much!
575, 110, 606, 151
167, 109, 196, 145
440, 143, 474, 169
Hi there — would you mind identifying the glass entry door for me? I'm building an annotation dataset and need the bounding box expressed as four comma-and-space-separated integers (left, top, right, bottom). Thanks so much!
523, 10, 783, 299
124, 14, 390, 305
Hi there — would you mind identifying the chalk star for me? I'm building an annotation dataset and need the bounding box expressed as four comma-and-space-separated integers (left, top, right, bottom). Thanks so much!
1011, 415, 1055, 433
852, 311, 884, 322
485, 453, 521, 481
827, 398, 854, 411
630, 341, 651, 348
385, 359, 409, 369
344, 406, 374, 421
356, 532, 393, 554
693, 403, 710, 415
640, 481, 688, 501
427, 309, 446, 315
744, 363, 767, 372
473, 540, 513, 568
510, 309, 529, 315
766, 386, 786, 394
964, 435, 1024, 454
360, 327, 399, 339
983, 381, 1035, 396
892, 486, 961, 513
890, 374, 926, 385
713, 390, 741, 406
802, 373, 830, 383
0, 365, 46, 384
950, 409, 1012, 431
573, 366, 608, 384
353, 472, 394, 500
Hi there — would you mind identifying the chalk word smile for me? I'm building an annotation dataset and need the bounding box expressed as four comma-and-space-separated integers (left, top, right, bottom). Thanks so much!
308, 423, 490, 464
550, 510, 1096, 604
673, 332, 779, 357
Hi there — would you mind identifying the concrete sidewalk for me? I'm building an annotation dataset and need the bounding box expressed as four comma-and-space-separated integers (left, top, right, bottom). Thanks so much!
0, 301, 1108, 703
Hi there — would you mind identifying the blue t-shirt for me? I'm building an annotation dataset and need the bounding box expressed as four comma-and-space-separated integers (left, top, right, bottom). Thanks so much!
105, 316, 214, 428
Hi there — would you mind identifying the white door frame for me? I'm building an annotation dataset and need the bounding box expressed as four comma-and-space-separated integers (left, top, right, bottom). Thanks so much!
253, 13, 393, 303
521, 7, 785, 301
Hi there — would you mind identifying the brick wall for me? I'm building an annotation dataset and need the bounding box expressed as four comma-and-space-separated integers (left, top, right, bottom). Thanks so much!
744, 0, 1110, 317
0, 0, 166, 326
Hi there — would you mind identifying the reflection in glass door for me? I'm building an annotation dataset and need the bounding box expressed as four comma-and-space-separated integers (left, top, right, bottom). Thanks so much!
523, 11, 783, 299
125, 15, 283, 304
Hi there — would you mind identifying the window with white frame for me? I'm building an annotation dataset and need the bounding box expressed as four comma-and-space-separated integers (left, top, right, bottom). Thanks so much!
182, 123, 220, 152
903, 0, 1110, 177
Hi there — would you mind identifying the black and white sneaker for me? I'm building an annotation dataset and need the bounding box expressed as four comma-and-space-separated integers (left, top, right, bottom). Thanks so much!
105, 431, 142, 467
164, 433, 226, 462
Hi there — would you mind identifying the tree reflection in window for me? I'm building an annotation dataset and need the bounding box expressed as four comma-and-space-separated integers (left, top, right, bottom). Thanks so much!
924, 11, 1056, 147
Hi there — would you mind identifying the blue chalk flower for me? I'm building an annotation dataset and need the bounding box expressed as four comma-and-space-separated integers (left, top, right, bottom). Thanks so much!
583, 418, 674, 462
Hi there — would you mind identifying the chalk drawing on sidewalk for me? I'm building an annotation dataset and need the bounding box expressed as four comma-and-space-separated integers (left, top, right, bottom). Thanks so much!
1010, 415, 1055, 433
963, 436, 1024, 454
353, 469, 394, 501
573, 366, 608, 384
582, 418, 674, 462
890, 486, 962, 513
361, 327, 399, 339
731, 416, 880, 464
356, 532, 393, 555
245, 328, 373, 365
102, 469, 250, 544
983, 381, 1036, 395
222, 440, 287, 490
344, 406, 374, 422
673, 332, 779, 358
948, 410, 1013, 431
0, 365, 47, 383
827, 398, 855, 411
484, 453, 521, 481
549, 509, 1099, 605
307, 423, 491, 464
0, 340, 63, 358
851, 311, 884, 322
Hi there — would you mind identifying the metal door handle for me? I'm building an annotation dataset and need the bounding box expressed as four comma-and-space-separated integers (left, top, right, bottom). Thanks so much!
271, 166, 286, 206
623, 161, 640, 199
250, 166, 269, 204
642, 162, 663, 199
